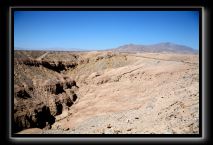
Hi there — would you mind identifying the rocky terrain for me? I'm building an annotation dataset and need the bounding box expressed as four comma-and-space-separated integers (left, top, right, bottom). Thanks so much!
14, 51, 79, 133
14, 46, 199, 134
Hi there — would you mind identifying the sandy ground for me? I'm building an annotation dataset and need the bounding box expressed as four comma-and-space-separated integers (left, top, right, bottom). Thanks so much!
34, 52, 199, 134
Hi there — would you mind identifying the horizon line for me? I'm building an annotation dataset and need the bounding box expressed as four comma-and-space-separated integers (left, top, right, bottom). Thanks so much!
14, 42, 198, 51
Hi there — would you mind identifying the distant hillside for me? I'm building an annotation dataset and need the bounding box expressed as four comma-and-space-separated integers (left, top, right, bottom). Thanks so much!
110, 42, 198, 54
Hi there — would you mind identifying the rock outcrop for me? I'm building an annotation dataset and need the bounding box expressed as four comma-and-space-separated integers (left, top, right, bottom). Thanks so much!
13, 76, 78, 133
15, 58, 77, 72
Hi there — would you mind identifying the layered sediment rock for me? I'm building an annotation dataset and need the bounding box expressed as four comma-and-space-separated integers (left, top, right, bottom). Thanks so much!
13, 76, 78, 133
15, 58, 77, 72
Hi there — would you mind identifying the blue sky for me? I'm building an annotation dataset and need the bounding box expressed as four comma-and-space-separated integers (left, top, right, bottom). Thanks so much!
14, 11, 199, 50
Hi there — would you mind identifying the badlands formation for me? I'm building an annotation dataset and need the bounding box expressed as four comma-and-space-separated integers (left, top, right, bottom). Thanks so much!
14, 49, 199, 134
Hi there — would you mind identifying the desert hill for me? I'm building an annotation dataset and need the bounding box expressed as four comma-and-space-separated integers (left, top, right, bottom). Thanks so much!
110, 42, 198, 54
14, 46, 199, 134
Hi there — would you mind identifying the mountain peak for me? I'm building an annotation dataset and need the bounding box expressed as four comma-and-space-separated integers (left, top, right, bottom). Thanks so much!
112, 42, 197, 54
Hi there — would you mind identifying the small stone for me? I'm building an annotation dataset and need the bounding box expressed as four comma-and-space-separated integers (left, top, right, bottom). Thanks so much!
64, 127, 69, 131
135, 117, 139, 119
107, 124, 112, 128
126, 119, 130, 123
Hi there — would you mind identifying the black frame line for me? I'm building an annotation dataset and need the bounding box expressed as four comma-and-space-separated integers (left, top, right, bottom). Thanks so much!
9, 6, 203, 141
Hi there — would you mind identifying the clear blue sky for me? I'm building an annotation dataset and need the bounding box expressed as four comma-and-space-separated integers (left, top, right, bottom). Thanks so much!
14, 11, 199, 50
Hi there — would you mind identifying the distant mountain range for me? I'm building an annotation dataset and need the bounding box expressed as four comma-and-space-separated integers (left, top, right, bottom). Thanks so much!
15, 42, 198, 54
110, 42, 198, 54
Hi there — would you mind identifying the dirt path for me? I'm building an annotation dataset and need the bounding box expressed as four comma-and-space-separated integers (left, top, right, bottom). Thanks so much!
123, 53, 198, 65
36, 52, 49, 60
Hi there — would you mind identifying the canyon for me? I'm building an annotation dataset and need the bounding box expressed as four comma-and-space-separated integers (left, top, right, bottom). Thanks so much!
14, 46, 199, 134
